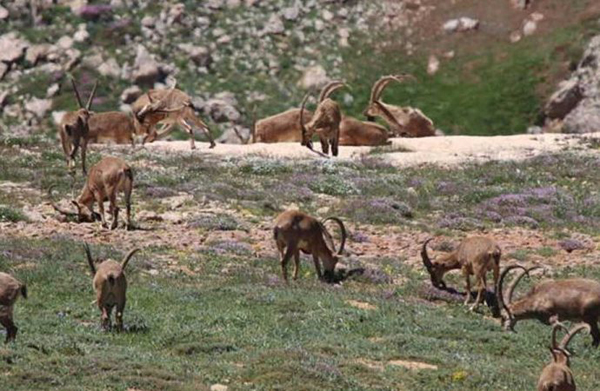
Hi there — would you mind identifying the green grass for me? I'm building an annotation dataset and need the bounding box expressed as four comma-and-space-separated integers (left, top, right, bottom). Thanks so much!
2, 237, 600, 390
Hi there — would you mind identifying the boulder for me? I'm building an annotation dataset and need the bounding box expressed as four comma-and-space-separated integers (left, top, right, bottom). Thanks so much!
25, 98, 52, 119
0, 6, 8, 20
544, 79, 583, 120
178, 44, 212, 67
0, 33, 28, 64
298, 65, 329, 89
98, 58, 121, 78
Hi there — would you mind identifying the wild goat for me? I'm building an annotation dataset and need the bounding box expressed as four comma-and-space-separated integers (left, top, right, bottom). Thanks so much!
50, 156, 133, 230
87, 111, 143, 145
421, 237, 501, 312
497, 265, 600, 347
252, 108, 313, 143
131, 87, 216, 149
84, 243, 140, 331
537, 323, 590, 391
0, 272, 27, 343
273, 210, 347, 283
299, 81, 346, 156
339, 116, 390, 146
58, 78, 97, 173
363, 75, 436, 137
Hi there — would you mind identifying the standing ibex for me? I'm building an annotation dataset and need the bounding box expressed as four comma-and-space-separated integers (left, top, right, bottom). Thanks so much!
58, 78, 97, 174
537, 322, 590, 391
87, 111, 143, 145
299, 81, 347, 156
0, 272, 27, 343
49, 156, 133, 230
84, 244, 140, 331
131, 87, 216, 149
497, 265, 600, 347
363, 75, 436, 138
273, 210, 347, 283
421, 237, 501, 312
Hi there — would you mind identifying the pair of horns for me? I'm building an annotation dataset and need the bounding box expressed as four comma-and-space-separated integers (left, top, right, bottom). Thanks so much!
420, 238, 447, 289
551, 322, 591, 353
70, 77, 97, 111
84, 243, 141, 275
368, 74, 416, 106
320, 217, 347, 256
496, 265, 543, 320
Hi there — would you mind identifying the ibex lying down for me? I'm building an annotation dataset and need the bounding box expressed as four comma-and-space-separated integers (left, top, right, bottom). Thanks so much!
87, 111, 143, 145
132, 87, 216, 149
273, 210, 347, 283
84, 244, 140, 331
363, 75, 436, 138
421, 237, 501, 312
497, 265, 600, 347
537, 322, 590, 391
58, 78, 97, 173
339, 116, 390, 146
50, 156, 133, 230
299, 81, 346, 156
252, 108, 313, 143
0, 272, 26, 343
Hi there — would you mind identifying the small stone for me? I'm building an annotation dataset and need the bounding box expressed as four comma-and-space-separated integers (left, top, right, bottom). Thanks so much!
523, 20, 537, 36
427, 55, 440, 75
0, 6, 9, 20
57, 36, 74, 50
210, 385, 228, 391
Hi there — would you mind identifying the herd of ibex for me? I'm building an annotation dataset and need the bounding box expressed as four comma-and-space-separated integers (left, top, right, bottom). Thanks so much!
1, 74, 597, 390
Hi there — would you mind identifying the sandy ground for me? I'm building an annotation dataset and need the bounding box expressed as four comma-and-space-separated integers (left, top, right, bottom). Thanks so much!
145, 132, 600, 166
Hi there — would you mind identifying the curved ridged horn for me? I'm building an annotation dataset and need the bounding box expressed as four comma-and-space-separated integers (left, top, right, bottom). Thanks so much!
551, 322, 570, 350
507, 266, 543, 303
121, 248, 140, 270
299, 92, 311, 147
321, 217, 347, 255
83, 243, 96, 275
369, 74, 417, 106
420, 238, 435, 275
85, 81, 98, 110
497, 265, 534, 320
70, 77, 84, 109
318, 81, 347, 103
48, 185, 77, 217
559, 323, 591, 351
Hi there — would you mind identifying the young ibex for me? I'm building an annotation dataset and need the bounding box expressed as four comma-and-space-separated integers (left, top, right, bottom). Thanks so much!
87, 111, 144, 145
421, 237, 501, 312
131, 87, 216, 149
537, 322, 590, 391
299, 81, 347, 156
363, 75, 436, 138
497, 265, 600, 347
58, 78, 98, 173
84, 243, 140, 331
273, 210, 347, 283
252, 108, 314, 143
0, 272, 27, 343
50, 156, 133, 230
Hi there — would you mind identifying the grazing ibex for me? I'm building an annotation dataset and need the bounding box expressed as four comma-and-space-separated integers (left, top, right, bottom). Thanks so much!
537, 322, 590, 391
273, 210, 347, 283
497, 265, 600, 347
49, 156, 133, 230
0, 272, 26, 343
58, 78, 97, 173
363, 75, 436, 138
421, 237, 501, 312
87, 111, 144, 145
252, 108, 313, 143
131, 87, 216, 149
84, 244, 140, 331
299, 81, 347, 156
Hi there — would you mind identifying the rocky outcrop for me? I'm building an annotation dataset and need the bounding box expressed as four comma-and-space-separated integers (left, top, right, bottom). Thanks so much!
543, 35, 600, 133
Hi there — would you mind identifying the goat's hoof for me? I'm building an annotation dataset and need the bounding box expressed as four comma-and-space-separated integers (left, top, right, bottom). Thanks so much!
209, 143, 216, 149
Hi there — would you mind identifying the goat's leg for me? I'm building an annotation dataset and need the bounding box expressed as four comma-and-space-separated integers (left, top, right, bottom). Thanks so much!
463, 269, 472, 305
331, 135, 339, 157
470, 274, 487, 312
312, 255, 323, 280
319, 134, 330, 155
107, 188, 119, 230
180, 120, 196, 150
293, 250, 301, 281
60, 128, 73, 167
1, 312, 17, 343
94, 193, 108, 229
80, 138, 88, 174
588, 318, 600, 347
124, 185, 132, 230
281, 244, 296, 283
115, 300, 126, 332
100, 306, 111, 330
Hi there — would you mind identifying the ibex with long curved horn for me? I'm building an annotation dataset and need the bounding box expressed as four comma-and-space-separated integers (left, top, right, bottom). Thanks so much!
84, 243, 140, 331
0, 272, 27, 343
363, 74, 436, 138
58, 78, 98, 173
131, 87, 215, 150
252, 108, 314, 143
537, 322, 590, 391
299, 81, 346, 156
49, 156, 133, 230
273, 210, 347, 283
421, 237, 501, 313
497, 265, 600, 347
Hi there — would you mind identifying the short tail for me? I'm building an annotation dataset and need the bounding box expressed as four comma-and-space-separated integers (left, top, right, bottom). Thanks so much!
21, 285, 27, 299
